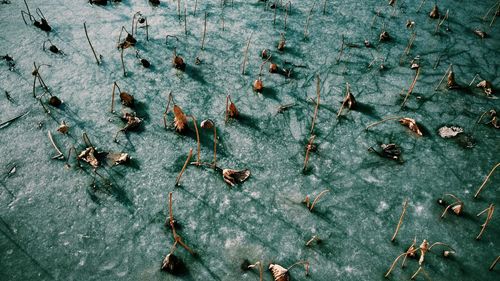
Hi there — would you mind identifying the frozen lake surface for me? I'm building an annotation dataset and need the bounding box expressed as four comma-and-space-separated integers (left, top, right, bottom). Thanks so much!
0, 0, 499, 280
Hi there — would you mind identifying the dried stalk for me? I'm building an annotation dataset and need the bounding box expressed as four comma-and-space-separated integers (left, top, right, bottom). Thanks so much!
241, 33, 252, 75
163, 92, 173, 128
435, 64, 452, 90
303, 135, 316, 171
83, 22, 100, 65
309, 190, 329, 211
168, 192, 195, 254
175, 148, 193, 186
303, 4, 314, 38
336, 34, 345, 63
247, 261, 263, 281
365, 116, 402, 130
474, 163, 500, 198
310, 75, 321, 134
490, 256, 500, 271
189, 115, 201, 165
120, 46, 126, 77
391, 198, 408, 242
201, 12, 207, 50
401, 66, 421, 108
47, 131, 64, 159
476, 204, 495, 240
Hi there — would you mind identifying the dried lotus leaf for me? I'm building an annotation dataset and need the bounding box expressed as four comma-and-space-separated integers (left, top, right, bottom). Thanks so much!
173, 105, 187, 132
399, 118, 423, 136
222, 169, 250, 187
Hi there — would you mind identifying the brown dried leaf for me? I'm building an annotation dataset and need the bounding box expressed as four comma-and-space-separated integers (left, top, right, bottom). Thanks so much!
78, 147, 99, 168
399, 118, 423, 136
107, 152, 130, 166
429, 5, 440, 18
228, 101, 239, 118
222, 169, 250, 187
57, 121, 69, 134
120, 92, 134, 107
269, 264, 289, 281
173, 105, 187, 132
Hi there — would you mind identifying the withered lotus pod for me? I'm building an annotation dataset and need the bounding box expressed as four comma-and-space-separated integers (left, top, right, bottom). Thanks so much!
173, 105, 187, 132
379, 31, 390, 41
399, 117, 423, 136
406, 20, 415, 28
429, 5, 439, 19
78, 147, 99, 168
222, 169, 250, 187
57, 121, 69, 134
173, 56, 186, 71
161, 253, 182, 273
269, 63, 278, 73
228, 101, 239, 118
269, 264, 289, 281
120, 92, 134, 107
261, 49, 270, 59
149, 0, 160, 6
447, 70, 459, 89
49, 96, 62, 107
253, 79, 264, 92
107, 152, 130, 166
125, 33, 137, 45
364, 39, 372, 48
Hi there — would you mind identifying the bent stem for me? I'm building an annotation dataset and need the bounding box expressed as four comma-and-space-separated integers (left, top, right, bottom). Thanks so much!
84, 22, 100, 65
310, 75, 321, 134
175, 148, 193, 186
287, 260, 309, 276
47, 131, 64, 160
435, 64, 452, 91
401, 67, 421, 108
188, 115, 201, 165
476, 204, 495, 240
391, 198, 408, 242
110, 82, 122, 113
309, 189, 330, 211
247, 261, 263, 281
163, 92, 174, 129
303, 135, 316, 172
474, 163, 500, 198
490, 256, 500, 271
385, 249, 417, 277
365, 116, 402, 131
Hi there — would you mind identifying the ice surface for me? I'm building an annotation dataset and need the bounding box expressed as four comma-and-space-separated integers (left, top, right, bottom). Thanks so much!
0, 0, 499, 281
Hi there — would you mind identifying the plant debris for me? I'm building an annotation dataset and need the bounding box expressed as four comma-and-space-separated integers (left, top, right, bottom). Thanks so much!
399, 118, 423, 136
438, 126, 464, 138
222, 168, 250, 187
429, 5, 440, 19
438, 194, 463, 218
476, 80, 494, 96
57, 121, 69, 134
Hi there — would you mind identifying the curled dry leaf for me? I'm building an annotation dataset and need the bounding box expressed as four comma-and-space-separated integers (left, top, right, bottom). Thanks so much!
269, 264, 289, 281
222, 168, 250, 187
173, 105, 187, 132
489, 110, 499, 129
447, 70, 459, 89
399, 118, 423, 136
78, 147, 99, 168
438, 126, 463, 138
474, 30, 487, 39
476, 80, 494, 96
161, 253, 182, 273
379, 31, 390, 41
122, 112, 142, 131
429, 5, 440, 19
228, 101, 239, 119
57, 121, 69, 134
381, 144, 401, 160
120, 92, 134, 107
106, 152, 130, 166
344, 91, 356, 109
